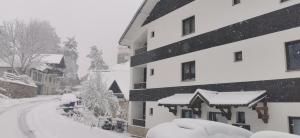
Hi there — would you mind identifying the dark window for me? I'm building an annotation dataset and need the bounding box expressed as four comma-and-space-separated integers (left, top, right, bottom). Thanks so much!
234, 51, 243, 62
281, 0, 289, 3
149, 108, 153, 116
289, 117, 300, 135
237, 112, 246, 124
143, 68, 147, 82
150, 69, 154, 76
286, 40, 300, 71
233, 0, 241, 5
209, 112, 220, 121
182, 61, 195, 81
181, 110, 193, 118
182, 16, 195, 36
151, 31, 155, 38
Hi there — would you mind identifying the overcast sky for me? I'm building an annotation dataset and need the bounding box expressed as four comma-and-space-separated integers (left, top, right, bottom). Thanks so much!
0, 0, 141, 77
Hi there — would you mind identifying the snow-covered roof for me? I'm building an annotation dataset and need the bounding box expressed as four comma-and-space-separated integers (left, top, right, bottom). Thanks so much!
158, 93, 194, 105
194, 89, 267, 106
39, 54, 64, 64
158, 89, 267, 107
101, 62, 130, 100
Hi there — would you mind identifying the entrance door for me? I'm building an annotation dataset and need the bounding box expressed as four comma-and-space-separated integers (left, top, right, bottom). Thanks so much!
289, 117, 300, 135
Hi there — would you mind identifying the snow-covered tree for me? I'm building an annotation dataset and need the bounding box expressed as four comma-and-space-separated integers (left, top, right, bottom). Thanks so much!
61, 37, 80, 86
86, 46, 108, 71
80, 71, 120, 117
0, 20, 60, 74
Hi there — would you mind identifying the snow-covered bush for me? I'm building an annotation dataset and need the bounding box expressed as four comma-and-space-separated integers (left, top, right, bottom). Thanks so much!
146, 119, 253, 138
79, 71, 120, 117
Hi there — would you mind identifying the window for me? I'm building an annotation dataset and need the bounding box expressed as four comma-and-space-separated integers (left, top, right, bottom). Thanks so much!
182, 61, 195, 81
181, 110, 193, 118
182, 16, 195, 36
289, 117, 300, 135
149, 108, 154, 116
237, 112, 246, 124
37, 73, 42, 82
233, 0, 241, 5
286, 40, 300, 71
208, 112, 228, 123
281, 0, 289, 3
151, 31, 155, 38
32, 72, 37, 81
150, 69, 154, 76
234, 51, 243, 62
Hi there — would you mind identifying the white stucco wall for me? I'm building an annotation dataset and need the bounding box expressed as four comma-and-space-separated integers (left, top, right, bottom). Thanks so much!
145, 0, 300, 51
146, 27, 300, 89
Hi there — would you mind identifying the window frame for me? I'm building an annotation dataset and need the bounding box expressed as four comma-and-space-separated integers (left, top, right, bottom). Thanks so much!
181, 61, 196, 81
150, 68, 154, 76
182, 16, 195, 36
233, 0, 241, 6
236, 112, 246, 124
234, 51, 243, 62
285, 40, 300, 71
181, 109, 193, 118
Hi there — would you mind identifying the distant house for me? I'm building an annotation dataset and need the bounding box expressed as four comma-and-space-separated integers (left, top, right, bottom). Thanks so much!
30, 54, 66, 95
101, 62, 130, 101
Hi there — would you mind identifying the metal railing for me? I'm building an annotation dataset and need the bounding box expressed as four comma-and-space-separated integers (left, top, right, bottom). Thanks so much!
135, 47, 147, 55
132, 119, 145, 127
134, 82, 146, 89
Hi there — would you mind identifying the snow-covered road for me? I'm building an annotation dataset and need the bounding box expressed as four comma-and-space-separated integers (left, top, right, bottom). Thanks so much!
0, 96, 131, 138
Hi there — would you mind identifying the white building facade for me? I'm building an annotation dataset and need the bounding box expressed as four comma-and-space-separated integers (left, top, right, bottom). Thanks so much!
119, 0, 300, 136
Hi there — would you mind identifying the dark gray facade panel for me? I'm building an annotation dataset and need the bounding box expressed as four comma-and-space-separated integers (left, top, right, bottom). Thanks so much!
143, 0, 195, 25
129, 78, 300, 102
132, 3, 300, 67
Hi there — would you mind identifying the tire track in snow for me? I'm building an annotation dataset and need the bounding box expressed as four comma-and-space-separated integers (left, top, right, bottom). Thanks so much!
18, 99, 58, 138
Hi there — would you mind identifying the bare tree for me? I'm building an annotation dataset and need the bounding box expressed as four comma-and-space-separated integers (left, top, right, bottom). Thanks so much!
0, 20, 60, 74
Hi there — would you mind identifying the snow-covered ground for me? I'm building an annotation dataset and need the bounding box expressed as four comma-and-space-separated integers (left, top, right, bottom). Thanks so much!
0, 96, 131, 138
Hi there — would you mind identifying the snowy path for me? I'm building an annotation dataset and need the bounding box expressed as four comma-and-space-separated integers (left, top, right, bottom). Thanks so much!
0, 96, 131, 138
0, 97, 57, 138
26, 100, 131, 138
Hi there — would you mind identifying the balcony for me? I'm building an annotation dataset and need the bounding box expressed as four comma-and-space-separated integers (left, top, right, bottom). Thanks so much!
135, 47, 147, 55
132, 119, 145, 127
134, 82, 147, 89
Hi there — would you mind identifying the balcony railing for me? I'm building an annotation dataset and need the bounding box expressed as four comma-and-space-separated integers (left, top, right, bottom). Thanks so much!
232, 124, 251, 130
134, 82, 146, 89
132, 119, 145, 127
135, 47, 147, 55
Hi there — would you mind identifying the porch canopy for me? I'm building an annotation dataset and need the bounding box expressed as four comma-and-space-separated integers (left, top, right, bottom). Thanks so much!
158, 89, 269, 123
158, 89, 267, 107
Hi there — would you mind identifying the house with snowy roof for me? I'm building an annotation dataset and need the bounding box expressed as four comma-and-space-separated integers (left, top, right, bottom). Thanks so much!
101, 62, 130, 101
29, 54, 66, 95
119, 0, 300, 137
0, 59, 21, 77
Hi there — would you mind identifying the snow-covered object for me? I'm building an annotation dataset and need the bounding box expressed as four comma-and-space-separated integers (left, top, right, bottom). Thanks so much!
158, 89, 266, 106
60, 94, 79, 105
0, 93, 9, 99
251, 131, 300, 138
38, 54, 64, 64
146, 119, 253, 138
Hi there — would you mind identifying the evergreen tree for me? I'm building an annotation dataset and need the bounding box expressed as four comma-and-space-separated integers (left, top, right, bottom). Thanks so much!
87, 46, 108, 71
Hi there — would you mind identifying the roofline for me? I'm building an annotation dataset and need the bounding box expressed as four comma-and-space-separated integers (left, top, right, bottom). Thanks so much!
119, 0, 148, 46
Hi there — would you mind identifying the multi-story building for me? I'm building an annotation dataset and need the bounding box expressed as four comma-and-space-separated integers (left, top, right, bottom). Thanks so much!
119, 0, 300, 137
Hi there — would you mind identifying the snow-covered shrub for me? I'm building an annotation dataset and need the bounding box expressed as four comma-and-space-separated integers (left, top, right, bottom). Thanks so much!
79, 71, 120, 117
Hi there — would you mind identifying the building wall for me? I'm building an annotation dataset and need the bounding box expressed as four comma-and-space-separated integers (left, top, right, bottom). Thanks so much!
31, 69, 61, 95
0, 79, 37, 98
144, 101, 300, 133
146, 27, 300, 89
144, 0, 300, 51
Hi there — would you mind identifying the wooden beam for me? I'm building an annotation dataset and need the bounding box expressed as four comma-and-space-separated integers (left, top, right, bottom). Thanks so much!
255, 99, 269, 123
216, 106, 232, 120
166, 106, 177, 116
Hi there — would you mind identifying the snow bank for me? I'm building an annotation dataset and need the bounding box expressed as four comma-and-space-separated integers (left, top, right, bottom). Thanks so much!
60, 94, 79, 105
0, 93, 9, 99
147, 119, 252, 138
251, 131, 300, 138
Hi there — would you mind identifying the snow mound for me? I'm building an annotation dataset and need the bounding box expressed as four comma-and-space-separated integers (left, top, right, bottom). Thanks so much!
60, 94, 79, 104
147, 119, 253, 138
251, 131, 300, 138
0, 93, 9, 99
